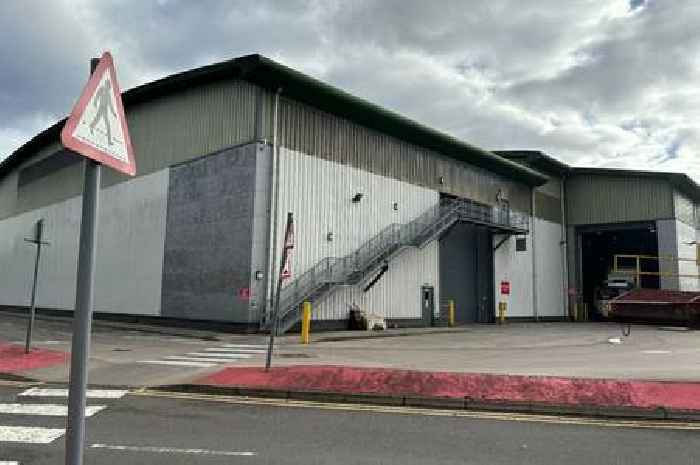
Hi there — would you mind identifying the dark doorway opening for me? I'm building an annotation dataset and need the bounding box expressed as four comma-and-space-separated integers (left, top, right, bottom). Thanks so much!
580, 223, 659, 319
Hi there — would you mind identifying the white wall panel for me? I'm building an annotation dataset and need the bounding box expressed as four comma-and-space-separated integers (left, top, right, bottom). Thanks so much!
0, 169, 169, 315
493, 234, 533, 317
676, 219, 700, 291
535, 219, 566, 317
275, 148, 439, 321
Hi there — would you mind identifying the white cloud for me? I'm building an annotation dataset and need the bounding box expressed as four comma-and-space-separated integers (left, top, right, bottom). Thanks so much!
1, 0, 699, 182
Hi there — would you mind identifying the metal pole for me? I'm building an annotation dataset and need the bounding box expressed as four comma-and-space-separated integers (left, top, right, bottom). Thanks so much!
266, 212, 292, 370
25, 219, 44, 354
65, 58, 101, 465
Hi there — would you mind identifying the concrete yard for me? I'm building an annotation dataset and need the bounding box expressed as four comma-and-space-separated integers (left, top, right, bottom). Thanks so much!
2, 311, 700, 385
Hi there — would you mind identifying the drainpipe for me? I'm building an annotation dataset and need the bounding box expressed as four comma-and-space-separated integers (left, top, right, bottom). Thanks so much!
531, 186, 538, 321
265, 88, 283, 322
560, 174, 569, 319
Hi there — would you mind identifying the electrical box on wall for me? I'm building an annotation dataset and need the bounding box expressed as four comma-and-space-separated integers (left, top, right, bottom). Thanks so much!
515, 237, 527, 252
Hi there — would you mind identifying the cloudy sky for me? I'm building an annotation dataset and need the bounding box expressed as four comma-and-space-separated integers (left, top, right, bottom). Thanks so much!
1, 0, 699, 179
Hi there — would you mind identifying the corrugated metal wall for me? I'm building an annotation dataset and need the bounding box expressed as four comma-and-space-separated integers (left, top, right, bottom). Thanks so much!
275, 147, 439, 321
6, 80, 259, 219
262, 94, 531, 213
566, 174, 674, 225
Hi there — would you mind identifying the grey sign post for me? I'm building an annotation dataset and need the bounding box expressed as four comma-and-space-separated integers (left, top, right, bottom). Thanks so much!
64, 57, 102, 465
24, 218, 49, 354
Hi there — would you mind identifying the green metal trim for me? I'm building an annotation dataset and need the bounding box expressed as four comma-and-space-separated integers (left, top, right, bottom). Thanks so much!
1, 54, 548, 186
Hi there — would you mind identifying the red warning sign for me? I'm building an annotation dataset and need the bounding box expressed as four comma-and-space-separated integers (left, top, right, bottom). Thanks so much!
500, 281, 511, 295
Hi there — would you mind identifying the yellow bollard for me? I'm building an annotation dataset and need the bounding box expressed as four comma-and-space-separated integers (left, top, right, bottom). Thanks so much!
498, 302, 507, 324
448, 300, 455, 327
301, 301, 311, 344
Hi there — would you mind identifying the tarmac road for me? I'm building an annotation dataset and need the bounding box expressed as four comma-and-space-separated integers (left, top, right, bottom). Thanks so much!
2, 384, 700, 465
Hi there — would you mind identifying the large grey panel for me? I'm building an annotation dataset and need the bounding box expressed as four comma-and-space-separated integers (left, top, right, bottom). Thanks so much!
440, 223, 478, 323
656, 219, 680, 290
161, 143, 257, 322
566, 174, 673, 225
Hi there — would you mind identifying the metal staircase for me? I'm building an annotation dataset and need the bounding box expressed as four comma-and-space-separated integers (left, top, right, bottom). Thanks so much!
264, 197, 529, 334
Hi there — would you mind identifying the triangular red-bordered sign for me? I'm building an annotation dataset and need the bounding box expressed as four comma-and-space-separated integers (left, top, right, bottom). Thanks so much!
61, 52, 136, 176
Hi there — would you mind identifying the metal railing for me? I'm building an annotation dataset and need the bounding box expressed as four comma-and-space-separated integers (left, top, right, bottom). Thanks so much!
267, 197, 528, 334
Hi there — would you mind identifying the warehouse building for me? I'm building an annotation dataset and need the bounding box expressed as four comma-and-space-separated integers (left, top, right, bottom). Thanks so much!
0, 54, 697, 330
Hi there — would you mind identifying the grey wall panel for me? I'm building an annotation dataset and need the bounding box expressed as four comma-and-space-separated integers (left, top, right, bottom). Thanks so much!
248, 142, 272, 323
535, 191, 562, 224
439, 223, 478, 323
161, 143, 257, 322
657, 219, 680, 290
0, 171, 18, 219
566, 174, 673, 225
270, 95, 532, 213
674, 190, 695, 227
0, 169, 169, 315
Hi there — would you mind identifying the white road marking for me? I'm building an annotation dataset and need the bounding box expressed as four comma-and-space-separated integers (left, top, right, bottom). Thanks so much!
0, 404, 105, 417
0, 461, 20, 464
20, 388, 128, 399
163, 356, 232, 363
205, 348, 266, 353
186, 352, 253, 359
221, 344, 269, 349
641, 350, 672, 354
0, 426, 65, 444
138, 360, 217, 368
89, 443, 256, 456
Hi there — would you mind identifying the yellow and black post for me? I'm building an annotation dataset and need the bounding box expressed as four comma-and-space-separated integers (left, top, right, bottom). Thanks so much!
301, 301, 311, 344
448, 300, 455, 327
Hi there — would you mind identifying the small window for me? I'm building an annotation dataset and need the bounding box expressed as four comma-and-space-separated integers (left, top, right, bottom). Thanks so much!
515, 238, 527, 252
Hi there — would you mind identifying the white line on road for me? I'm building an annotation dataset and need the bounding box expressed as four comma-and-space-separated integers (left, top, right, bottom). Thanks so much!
205, 347, 267, 353
163, 356, 231, 363
0, 404, 105, 417
89, 443, 256, 456
221, 344, 270, 349
0, 426, 65, 444
19, 388, 128, 399
138, 360, 217, 368
0, 461, 20, 464
641, 350, 672, 354
186, 352, 253, 359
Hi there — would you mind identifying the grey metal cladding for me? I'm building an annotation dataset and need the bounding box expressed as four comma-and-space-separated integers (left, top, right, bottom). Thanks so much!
535, 191, 562, 224
566, 174, 673, 225
6, 80, 259, 219
160, 143, 257, 322
267, 95, 532, 212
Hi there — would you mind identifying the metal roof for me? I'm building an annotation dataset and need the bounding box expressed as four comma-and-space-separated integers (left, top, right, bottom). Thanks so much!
0, 54, 547, 186
497, 150, 700, 203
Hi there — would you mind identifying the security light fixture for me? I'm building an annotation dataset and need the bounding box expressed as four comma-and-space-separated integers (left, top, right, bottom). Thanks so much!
393, 202, 399, 211
438, 176, 445, 185
255, 270, 264, 281
352, 193, 364, 203
327, 232, 334, 242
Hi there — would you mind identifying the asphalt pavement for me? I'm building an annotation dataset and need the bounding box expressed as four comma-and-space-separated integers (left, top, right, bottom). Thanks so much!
2, 383, 700, 465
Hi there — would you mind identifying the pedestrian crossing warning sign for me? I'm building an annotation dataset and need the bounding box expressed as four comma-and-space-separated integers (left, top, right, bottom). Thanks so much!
61, 52, 136, 176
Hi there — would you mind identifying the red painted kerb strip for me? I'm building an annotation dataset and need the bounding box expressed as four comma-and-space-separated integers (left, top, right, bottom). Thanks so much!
198, 365, 700, 411
0, 342, 68, 373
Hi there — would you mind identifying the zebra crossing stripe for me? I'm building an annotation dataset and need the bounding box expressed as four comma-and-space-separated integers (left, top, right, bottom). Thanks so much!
204, 348, 266, 353
186, 352, 253, 359
138, 360, 217, 368
0, 426, 65, 444
221, 344, 269, 349
19, 388, 128, 399
0, 404, 105, 417
163, 356, 232, 363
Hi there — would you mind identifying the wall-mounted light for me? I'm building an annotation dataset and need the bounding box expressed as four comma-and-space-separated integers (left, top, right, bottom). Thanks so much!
327, 232, 334, 242
392, 202, 399, 211
438, 176, 445, 185
352, 193, 364, 203
255, 270, 264, 281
